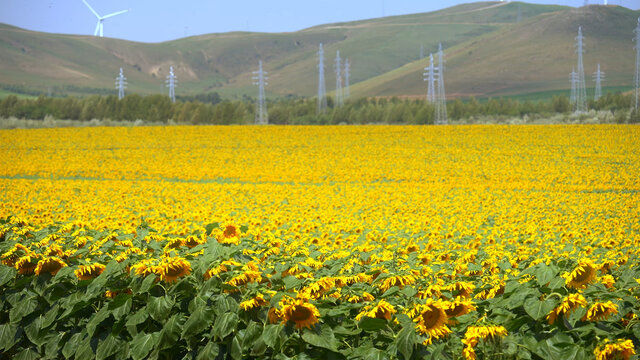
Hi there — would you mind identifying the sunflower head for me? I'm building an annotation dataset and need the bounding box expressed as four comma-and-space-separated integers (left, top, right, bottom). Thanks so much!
409, 299, 450, 342
157, 257, 191, 283
564, 259, 598, 289
583, 301, 618, 322
594, 339, 635, 360
34, 256, 67, 276
74, 263, 106, 280
282, 299, 320, 329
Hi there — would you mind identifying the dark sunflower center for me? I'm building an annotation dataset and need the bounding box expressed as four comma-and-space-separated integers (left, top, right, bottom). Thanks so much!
446, 304, 464, 317
572, 266, 594, 283
224, 226, 237, 237
421, 308, 441, 329
291, 306, 312, 322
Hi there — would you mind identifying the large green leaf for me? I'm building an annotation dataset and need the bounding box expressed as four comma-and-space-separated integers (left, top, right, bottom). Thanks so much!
535, 263, 557, 287
62, 332, 82, 359
196, 341, 220, 360
96, 334, 123, 360
523, 297, 557, 321
0, 265, 16, 286
301, 326, 338, 352
130, 332, 159, 360
358, 317, 388, 332
13, 348, 39, 360
158, 314, 184, 349
24, 316, 47, 347
86, 306, 111, 337
181, 307, 215, 339
147, 296, 175, 322
74, 334, 94, 360
44, 331, 66, 359
212, 312, 238, 339
41, 304, 59, 329
9, 296, 37, 323
395, 325, 417, 360
0, 323, 18, 351
111, 297, 133, 321
261, 324, 283, 348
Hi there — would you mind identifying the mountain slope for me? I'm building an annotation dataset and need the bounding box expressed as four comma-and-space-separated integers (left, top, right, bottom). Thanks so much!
1, 2, 637, 100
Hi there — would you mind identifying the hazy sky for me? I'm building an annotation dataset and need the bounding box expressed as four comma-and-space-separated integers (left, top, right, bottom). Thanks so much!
1, 0, 638, 43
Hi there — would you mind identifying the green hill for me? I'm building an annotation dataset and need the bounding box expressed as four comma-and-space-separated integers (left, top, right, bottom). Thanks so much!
0, 2, 637, 100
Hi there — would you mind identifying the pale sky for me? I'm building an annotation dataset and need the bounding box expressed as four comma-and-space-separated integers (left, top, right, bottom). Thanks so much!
0, 0, 637, 43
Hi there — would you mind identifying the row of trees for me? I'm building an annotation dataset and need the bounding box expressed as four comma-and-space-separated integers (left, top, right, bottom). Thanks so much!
0, 92, 638, 125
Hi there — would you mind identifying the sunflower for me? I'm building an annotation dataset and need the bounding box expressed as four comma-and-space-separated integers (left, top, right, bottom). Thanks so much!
74, 263, 106, 280
15, 255, 38, 275
156, 257, 191, 283
346, 292, 375, 303
377, 274, 416, 292
582, 301, 618, 322
461, 325, 508, 360
131, 259, 158, 277
217, 224, 240, 245
594, 339, 635, 360
226, 270, 262, 287
408, 298, 450, 343
445, 281, 476, 298
563, 259, 598, 289
282, 298, 320, 329
268, 307, 284, 324
599, 275, 615, 289
444, 297, 476, 323
34, 256, 67, 276
547, 293, 587, 325
356, 299, 396, 321
240, 293, 269, 311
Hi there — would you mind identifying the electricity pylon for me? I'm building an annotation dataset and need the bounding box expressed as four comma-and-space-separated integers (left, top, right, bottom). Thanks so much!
252, 60, 268, 125
166, 66, 177, 103
115, 67, 127, 100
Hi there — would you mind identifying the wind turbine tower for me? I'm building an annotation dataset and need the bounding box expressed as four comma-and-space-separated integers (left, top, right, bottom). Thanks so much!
424, 53, 436, 103
81, 0, 128, 37
252, 60, 269, 125
317, 44, 327, 114
435, 43, 448, 124
574, 27, 587, 113
334, 51, 344, 107
166, 66, 177, 103
635, 17, 640, 112
593, 64, 604, 101
115, 68, 127, 100
344, 58, 351, 100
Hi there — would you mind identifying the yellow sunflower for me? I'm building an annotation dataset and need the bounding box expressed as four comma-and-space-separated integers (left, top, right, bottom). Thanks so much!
563, 259, 598, 289
408, 298, 450, 343
239, 293, 269, 311
217, 224, 241, 245
594, 339, 635, 360
547, 293, 587, 325
15, 255, 38, 275
74, 263, 106, 280
156, 257, 191, 283
444, 297, 476, 323
34, 256, 67, 276
582, 301, 618, 322
355, 299, 396, 321
131, 259, 158, 277
282, 299, 320, 329
461, 325, 508, 360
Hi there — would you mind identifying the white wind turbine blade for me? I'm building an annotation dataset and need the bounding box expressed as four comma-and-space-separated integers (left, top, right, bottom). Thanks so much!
99, 22, 104, 37
94, 21, 101, 36
102, 9, 129, 20
81, 0, 100, 18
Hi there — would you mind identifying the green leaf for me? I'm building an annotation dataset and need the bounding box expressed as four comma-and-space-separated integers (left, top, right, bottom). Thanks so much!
395, 325, 416, 360
212, 312, 238, 339
205, 223, 219, 236
196, 341, 220, 360
241, 321, 262, 350
126, 308, 149, 327
86, 306, 111, 337
62, 332, 82, 359
0, 265, 16, 286
301, 326, 338, 351
9, 296, 37, 323
0, 323, 18, 351
381, 286, 400, 298
138, 274, 157, 294
111, 297, 132, 321
130, 332, 159, 360
358, 317, 387, 332
96, 334, 122, 360
147, 296, 174, 322
44, 331, 66, 359
13, 348, 39, 360
230, 335, 242, 360
282, 276, 302, 290
75, 334, 94, 360
158, 314, 184, 349
524, 297, 557, 321
41, 304, 59, 329
535, 263, 557, 287
24, 316, 46, 347
181, 307, 215, 339
261, 324, 283, 348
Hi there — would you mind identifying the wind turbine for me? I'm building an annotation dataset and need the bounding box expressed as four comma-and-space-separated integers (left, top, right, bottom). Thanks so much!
81, 0, 128, 37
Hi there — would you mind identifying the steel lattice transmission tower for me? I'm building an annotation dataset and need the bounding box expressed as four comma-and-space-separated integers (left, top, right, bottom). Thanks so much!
252, 60, 269, 125
424, 53, 436, 103
634, 17, 640, 112
435, 43, 448, 124
574, 27, 587, 113
334, 51, 344, 107
115, 67, 127, 100
166, 66, 177, 103
317, 43, 327, 114
344, 58, 351, 100
592, 64, 604, 101
570, 68, 577, 107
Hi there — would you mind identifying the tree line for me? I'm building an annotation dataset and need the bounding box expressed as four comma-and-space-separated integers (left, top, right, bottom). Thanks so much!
0, 92, 638, 125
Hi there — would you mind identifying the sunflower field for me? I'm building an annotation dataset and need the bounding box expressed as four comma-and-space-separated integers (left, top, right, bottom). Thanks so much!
0, 125, 639, 360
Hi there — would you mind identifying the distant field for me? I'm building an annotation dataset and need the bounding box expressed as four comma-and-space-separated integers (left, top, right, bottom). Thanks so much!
0, 125, 638, 359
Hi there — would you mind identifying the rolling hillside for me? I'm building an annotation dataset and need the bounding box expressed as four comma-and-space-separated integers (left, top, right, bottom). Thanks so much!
0, 2, 638, 100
